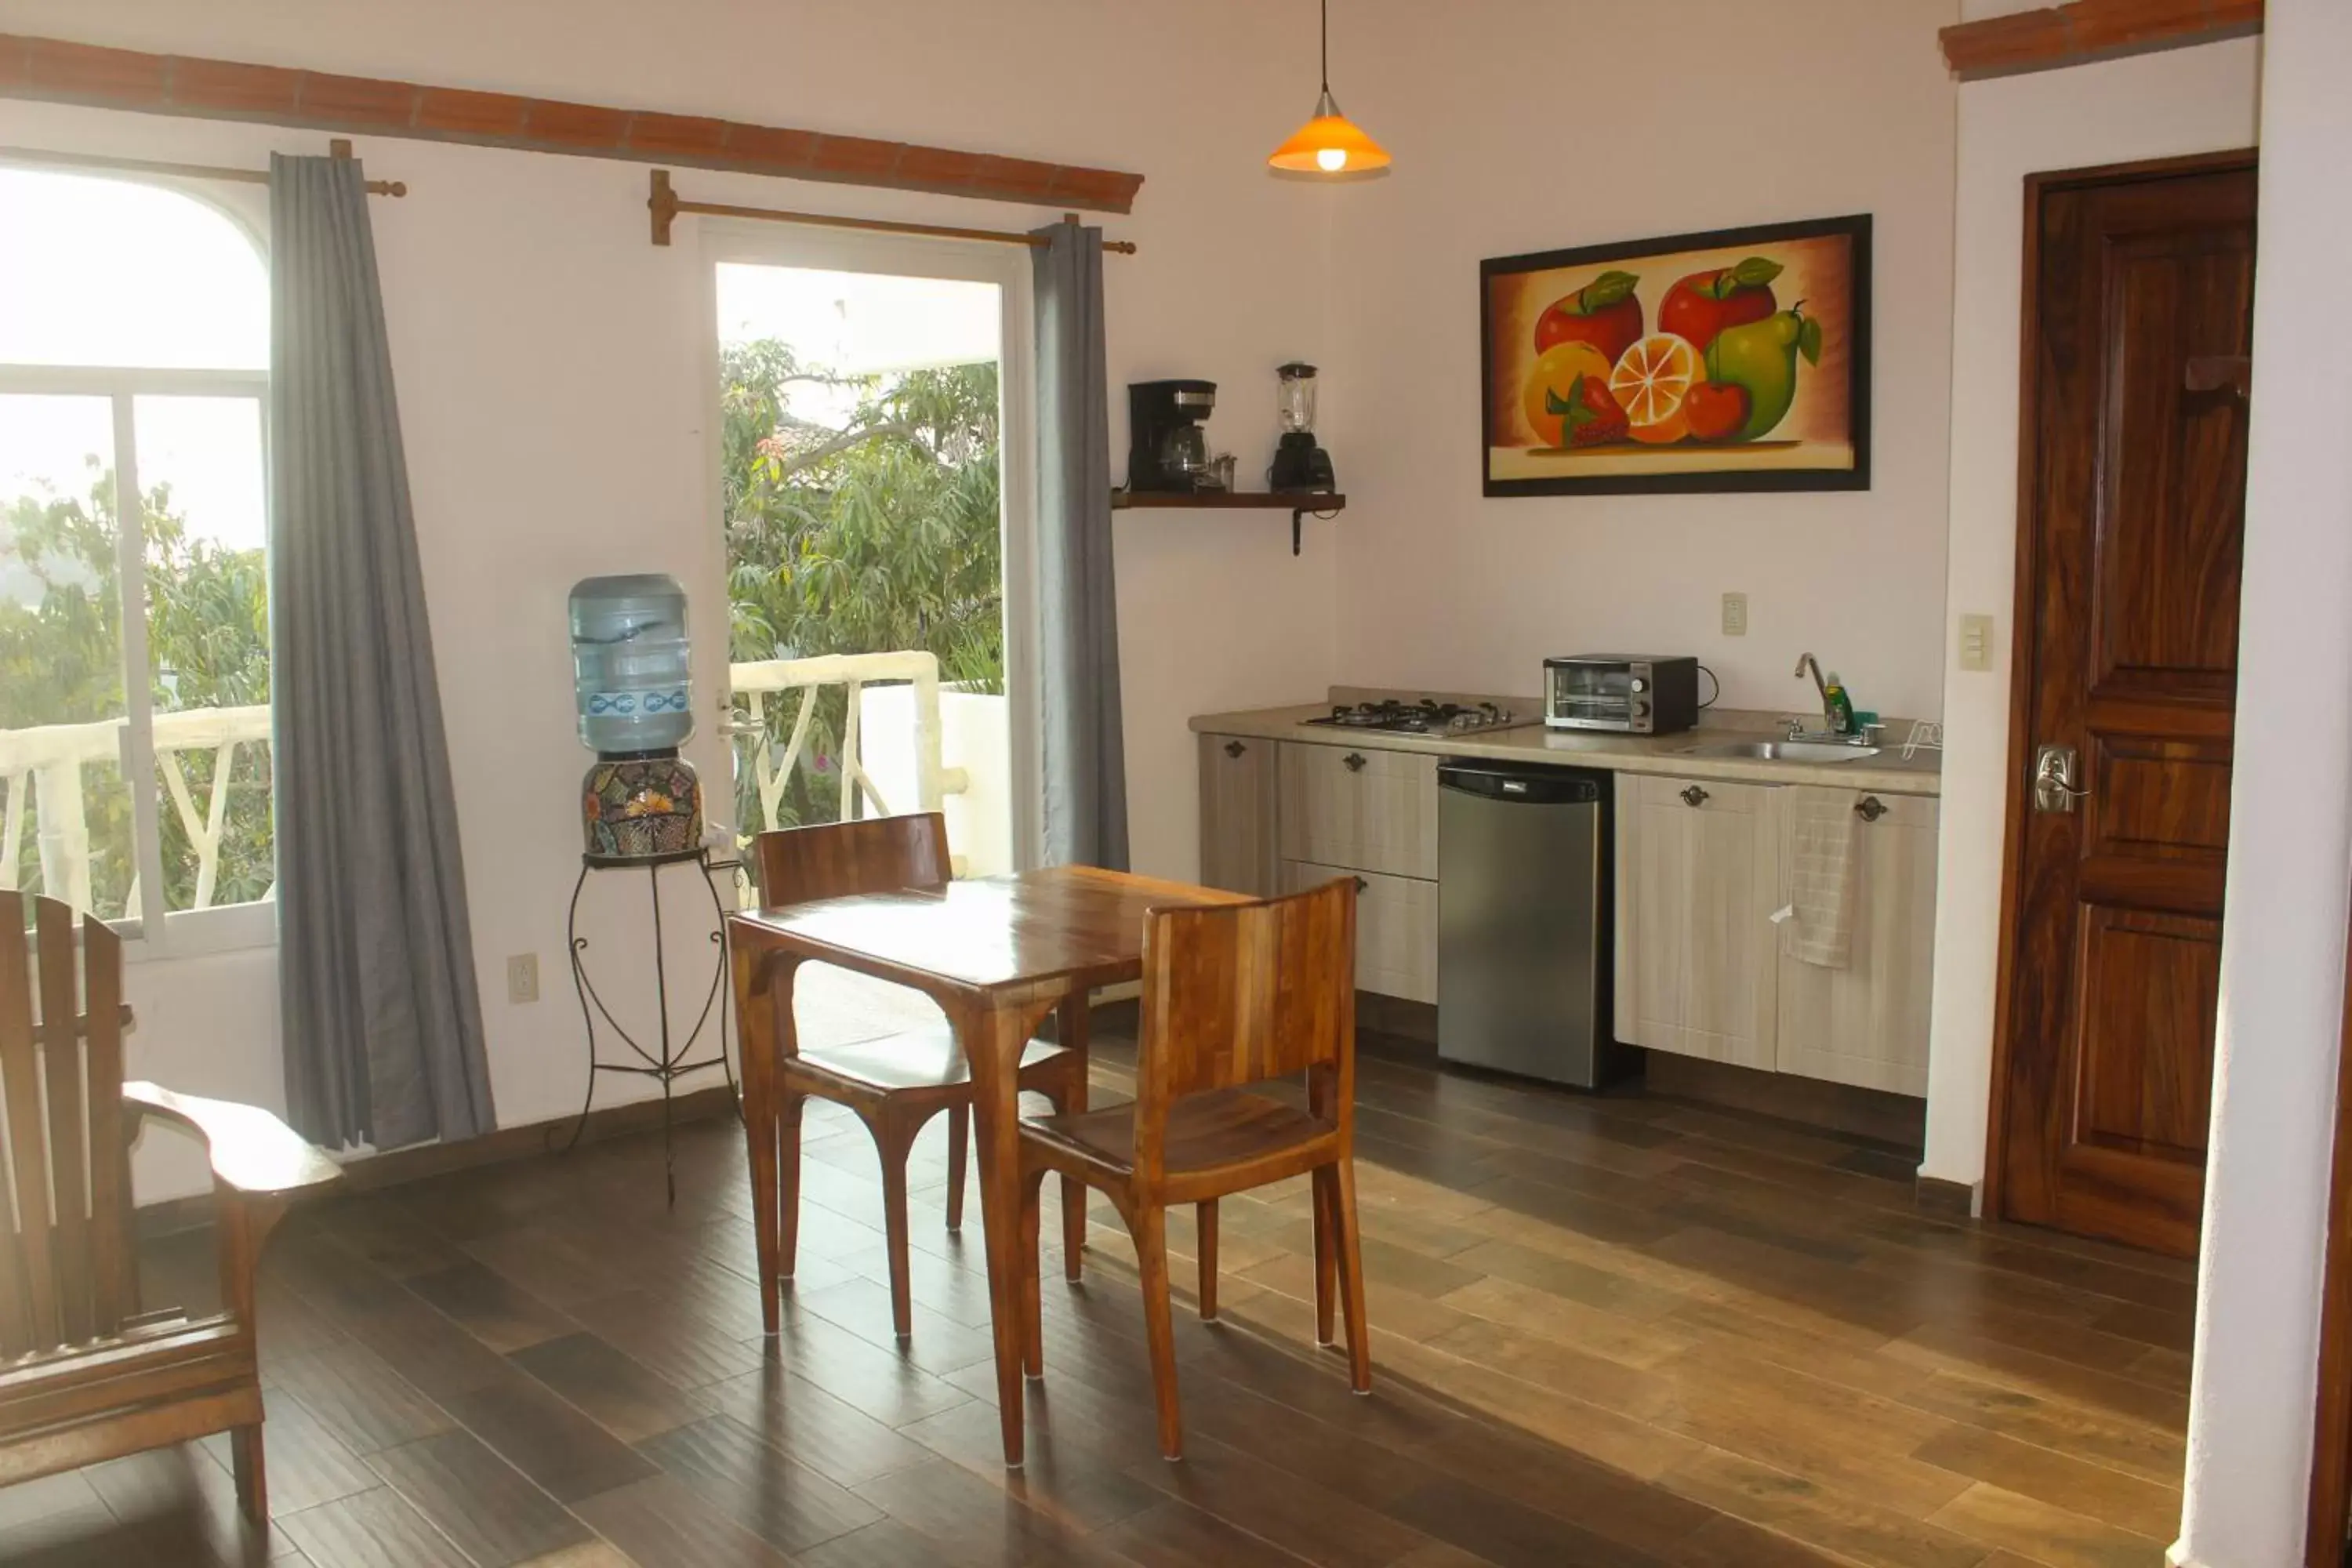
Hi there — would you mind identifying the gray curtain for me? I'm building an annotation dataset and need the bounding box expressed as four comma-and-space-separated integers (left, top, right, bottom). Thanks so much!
270, 154, 494, 1150
1031, 220, 1130, 869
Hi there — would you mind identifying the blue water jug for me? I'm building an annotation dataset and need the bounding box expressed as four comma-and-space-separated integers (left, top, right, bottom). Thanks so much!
569, 574, 695, 757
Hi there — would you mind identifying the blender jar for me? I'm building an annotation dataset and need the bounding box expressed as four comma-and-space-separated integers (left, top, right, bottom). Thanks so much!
1277, 362, 1319, 434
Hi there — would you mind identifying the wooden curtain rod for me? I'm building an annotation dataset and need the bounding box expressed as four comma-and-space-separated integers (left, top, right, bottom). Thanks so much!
647, 169, 1132, 252
0, 138, 408, 195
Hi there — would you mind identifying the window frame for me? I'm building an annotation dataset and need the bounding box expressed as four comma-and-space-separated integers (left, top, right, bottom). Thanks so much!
0, 175, 274, 959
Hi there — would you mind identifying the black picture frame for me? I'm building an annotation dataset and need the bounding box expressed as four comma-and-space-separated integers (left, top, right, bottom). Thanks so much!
1479, 212, 1872, 497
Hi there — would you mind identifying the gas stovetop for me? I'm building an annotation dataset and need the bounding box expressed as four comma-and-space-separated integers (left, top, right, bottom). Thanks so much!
1301, 699, 1527, 736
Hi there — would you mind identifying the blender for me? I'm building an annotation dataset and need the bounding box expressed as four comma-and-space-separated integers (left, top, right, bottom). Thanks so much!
1269, 361, 1335, 492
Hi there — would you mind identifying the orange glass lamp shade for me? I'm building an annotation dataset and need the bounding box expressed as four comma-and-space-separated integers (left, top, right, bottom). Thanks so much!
1269, 89, 1391, 173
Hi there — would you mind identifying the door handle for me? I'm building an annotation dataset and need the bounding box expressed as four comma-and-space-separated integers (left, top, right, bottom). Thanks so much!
1343, 753, 1367, 772
2033, 742, 2089, 813
1680, 785, 1708, 808
1224, 739, 1247, 759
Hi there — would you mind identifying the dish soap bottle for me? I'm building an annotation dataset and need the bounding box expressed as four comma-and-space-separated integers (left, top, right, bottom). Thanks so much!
1824, 673, 1857, 736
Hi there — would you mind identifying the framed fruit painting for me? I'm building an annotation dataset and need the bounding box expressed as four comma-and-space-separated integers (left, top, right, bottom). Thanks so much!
1480, 213, 1871, 495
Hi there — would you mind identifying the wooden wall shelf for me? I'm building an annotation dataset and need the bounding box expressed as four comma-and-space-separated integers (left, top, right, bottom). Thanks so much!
1110, 491, 1347, 556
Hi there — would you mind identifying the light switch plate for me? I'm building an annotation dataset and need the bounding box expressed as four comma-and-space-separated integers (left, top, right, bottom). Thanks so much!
1958, 613, 1996, 673
1722, 592, 1748, 637
506, 953, 539, 1004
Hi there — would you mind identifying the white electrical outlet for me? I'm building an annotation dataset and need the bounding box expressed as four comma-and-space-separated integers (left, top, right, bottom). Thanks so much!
1958, 613, 1996, 673
1722, 592, 1748, 637
506, 953, 539, 1004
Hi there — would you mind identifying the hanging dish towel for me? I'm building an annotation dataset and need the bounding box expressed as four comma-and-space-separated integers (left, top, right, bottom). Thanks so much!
1776, 786, 1862, 967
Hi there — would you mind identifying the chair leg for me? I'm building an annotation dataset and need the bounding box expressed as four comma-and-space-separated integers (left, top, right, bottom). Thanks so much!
875, 1116, 915, 1341
1196, 1200, 1219, 1321
230, 1421, 267, 1524
1020, 1167, 1047, 1378
946, 1104, 969, 1232
1311, 1166, 1338, 1348
778, 1091, 805, 1280
1131, 1204, 1184, 1461
1330, 1159, 1371, 1394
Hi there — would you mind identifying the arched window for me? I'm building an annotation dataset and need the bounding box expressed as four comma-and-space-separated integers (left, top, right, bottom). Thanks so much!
0, 169, 273, 939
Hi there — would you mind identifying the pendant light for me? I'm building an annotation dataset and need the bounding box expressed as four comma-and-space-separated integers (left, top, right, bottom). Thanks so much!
1268, 0, 1390, 175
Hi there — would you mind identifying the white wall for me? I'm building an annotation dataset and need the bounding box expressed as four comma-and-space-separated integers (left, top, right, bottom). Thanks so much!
0, 0, 1347, 1194
2177, 1, 2352, 1559
1321, 0, 1959, 722
1918, 37, 2263, 1188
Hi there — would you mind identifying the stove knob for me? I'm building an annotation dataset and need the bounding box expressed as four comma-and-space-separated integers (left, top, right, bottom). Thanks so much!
1632, 699, 1651, 718
1629, 677, 1648, 694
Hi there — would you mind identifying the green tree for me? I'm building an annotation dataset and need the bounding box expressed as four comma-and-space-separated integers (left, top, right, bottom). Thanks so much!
720, 339, 1004, 834
0, 459, 273, 914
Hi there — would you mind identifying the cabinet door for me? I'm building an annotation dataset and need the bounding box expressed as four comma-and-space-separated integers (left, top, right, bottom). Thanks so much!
1198, 733, 1280, 895
1613, 774, 1780, 1070
1776, 793, 1939, 1095
1279, 742, 1438, 879
1283, 859, 1437, 1004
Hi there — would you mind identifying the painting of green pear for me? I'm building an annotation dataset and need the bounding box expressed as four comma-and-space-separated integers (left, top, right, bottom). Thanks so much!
1480, 213, 1871, 495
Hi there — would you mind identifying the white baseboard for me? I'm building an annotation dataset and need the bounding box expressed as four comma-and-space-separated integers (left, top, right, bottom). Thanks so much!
2165, 1541, 2205, 1568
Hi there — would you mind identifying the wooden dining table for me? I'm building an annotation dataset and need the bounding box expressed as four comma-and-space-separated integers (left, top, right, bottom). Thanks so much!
726, 862, 1244, 1465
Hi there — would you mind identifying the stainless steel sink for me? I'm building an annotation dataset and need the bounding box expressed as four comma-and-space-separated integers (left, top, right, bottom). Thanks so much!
1675, 740, 1882, 762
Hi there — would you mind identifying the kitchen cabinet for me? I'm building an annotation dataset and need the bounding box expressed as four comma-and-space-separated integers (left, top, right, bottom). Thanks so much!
1279, 742, 1439, 880
1197, 732, 1281, 895
1775, 793, 1939, 1096
1283, 860, 1438, 1004
1613, 774, 1781, 1073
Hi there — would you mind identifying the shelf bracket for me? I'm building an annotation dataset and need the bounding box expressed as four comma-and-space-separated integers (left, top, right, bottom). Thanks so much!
1292, 506, 1307, 557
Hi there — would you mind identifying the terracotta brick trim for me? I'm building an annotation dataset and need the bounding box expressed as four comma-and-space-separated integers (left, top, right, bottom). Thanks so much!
1940, 0, 2262, 80
0, 31, 1145, 213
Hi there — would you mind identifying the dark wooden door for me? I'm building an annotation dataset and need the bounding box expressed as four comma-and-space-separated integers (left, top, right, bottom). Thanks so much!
1994, 154, 2256, 1258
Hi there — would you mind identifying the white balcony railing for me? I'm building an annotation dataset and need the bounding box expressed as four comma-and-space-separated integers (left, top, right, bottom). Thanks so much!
0, 703, 273, 916
728, 649, 1007, 881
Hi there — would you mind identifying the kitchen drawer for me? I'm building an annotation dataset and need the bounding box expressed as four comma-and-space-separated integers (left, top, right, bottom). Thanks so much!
1283, 859, 1437, 1004
1279, 742, 1439, 880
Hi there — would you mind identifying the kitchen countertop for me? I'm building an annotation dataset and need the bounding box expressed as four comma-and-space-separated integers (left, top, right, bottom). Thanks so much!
1191, 696, 1944, 796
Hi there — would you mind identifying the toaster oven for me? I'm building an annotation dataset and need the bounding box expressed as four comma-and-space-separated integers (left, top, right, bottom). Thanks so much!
1544, 655, 1700, 735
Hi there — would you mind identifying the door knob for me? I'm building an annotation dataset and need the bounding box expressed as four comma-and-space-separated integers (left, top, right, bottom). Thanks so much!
1224, 739, 1247, 759
1855, 796, 1887, 822
1343, 753, 1367, 772
2033, 743, 2089, 813
1680, 785, 1708, 808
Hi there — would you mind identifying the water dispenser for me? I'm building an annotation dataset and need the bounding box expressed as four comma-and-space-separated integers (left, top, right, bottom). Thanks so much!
569, 574, 703, 862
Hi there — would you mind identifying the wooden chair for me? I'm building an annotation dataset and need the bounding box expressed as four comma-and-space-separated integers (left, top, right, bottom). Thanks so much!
751, 812, 1091, 1338
1016, 877, 1367, 1460
0, 895, 339, 1523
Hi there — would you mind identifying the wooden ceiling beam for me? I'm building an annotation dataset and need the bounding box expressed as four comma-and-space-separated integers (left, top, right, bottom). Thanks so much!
0, 31, 1145, 213
1940, 0, 2262, 81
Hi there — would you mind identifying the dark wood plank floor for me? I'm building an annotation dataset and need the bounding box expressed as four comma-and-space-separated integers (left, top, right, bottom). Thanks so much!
1, 1030, 2194, 1568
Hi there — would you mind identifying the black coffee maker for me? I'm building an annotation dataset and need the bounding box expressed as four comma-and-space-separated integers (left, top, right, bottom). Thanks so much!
1127, 379, 1217, 492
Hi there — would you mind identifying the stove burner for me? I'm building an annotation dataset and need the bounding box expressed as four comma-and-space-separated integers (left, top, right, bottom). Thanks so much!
1303, 699, 1520, 735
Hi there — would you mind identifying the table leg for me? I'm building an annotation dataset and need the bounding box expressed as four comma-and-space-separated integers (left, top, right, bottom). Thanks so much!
958, 993, 1058, 1467
731, 944, 793, 1336
1054, 994, 1091, 1283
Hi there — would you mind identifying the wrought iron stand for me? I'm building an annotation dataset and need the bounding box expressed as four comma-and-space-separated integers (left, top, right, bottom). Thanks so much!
556, 845, 739, 1204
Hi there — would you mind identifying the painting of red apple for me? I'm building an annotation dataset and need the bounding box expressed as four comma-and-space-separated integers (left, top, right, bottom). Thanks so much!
1482, 214, 1871, 496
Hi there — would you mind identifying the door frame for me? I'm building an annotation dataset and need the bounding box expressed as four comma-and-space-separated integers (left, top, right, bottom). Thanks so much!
1979, 146, 2260, 1225
692, 219, 1044, 872
2307, 915, 2352, 1566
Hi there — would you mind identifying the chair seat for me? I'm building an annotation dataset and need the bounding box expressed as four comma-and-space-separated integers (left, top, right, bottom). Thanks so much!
791, 1025, 1069, 1094
1020, 1089, 1337, 1181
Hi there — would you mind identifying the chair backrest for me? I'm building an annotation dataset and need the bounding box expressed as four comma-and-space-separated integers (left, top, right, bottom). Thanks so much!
753, 811, 952, 906
1131, 877, 1356, 1161
0, 896, 133, 1358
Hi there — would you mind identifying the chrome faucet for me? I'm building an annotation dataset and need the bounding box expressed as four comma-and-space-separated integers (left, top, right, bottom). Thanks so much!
1788, 652, 1874, 744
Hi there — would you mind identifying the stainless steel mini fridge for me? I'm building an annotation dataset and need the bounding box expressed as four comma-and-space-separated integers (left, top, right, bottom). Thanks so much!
1436, 760, 1617, 1087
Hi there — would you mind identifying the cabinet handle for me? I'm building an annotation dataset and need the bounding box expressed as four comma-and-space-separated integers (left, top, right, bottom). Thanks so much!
1343, 753, 1367, 773
1223, 739, 1247, 759
1352, 877, 1369, 894
1855, 796, 1887, 823
1680, 785, 1709, 808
